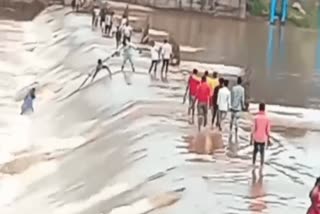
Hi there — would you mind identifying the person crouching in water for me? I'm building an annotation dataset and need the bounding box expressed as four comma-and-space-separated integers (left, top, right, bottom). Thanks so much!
250, 103, 271, 168
20, 88, 36, 115
120, 39, 136, 73
183, 69, 200, 124
307, 177, 320, 214
148, 41, 160, 75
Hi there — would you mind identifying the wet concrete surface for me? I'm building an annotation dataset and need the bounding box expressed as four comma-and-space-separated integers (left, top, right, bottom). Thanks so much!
0, 6, 320, 214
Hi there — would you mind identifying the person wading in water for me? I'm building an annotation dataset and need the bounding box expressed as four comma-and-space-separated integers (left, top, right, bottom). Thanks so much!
250, 103, 271, 168
20, 88, 36, 115
160, 39, 172, 77
211, 77, 224, 128
230, 77, 246, 142
183, 69, 200, 124
216, 79, 231, 131
91, 59, 112, 82
148, 41, 160, 75
195, 76, 211, 131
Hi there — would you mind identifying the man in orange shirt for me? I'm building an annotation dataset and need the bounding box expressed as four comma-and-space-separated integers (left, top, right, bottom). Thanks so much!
195, 76, 211, 131
183, 69, 200, 124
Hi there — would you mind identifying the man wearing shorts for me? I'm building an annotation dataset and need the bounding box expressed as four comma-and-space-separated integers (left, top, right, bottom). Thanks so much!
183, 69, 200, 124
195, 76, 211, 131
251, 103, 271, 168
216, 79, 231, 131
230, 77, 246, 140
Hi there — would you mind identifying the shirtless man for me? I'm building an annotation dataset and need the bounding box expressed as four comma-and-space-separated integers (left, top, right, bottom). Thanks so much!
91, 59, 112, 82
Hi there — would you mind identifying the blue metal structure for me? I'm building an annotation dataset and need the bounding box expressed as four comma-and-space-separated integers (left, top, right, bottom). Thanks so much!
269, 0, 289, 25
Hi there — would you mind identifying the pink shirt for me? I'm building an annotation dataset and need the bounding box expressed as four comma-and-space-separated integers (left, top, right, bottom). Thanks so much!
252, 111, 271, 143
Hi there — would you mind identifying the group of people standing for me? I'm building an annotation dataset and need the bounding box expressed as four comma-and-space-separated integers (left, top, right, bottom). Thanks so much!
148, 39, 172, 77
183, 70, 271, 168
91, 6, 115, 37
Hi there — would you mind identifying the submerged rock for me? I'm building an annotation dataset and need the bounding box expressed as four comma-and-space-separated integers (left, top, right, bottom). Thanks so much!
188, 129, 224, 155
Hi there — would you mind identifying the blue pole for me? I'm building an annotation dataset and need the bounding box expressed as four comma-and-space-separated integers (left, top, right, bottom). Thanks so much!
270, 0, 278, 24
280, 0, 288, 24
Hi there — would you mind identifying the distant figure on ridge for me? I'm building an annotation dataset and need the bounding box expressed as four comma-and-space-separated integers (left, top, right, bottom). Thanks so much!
20, 88, 36, 115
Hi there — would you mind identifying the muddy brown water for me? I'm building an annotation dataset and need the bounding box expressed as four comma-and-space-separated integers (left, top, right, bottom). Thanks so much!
147, 9, 320, 108
0, 6, 320, 214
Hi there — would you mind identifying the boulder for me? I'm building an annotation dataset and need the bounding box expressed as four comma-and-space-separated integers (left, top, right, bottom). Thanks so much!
292, 2, 306, 15
188, 129, 224, 155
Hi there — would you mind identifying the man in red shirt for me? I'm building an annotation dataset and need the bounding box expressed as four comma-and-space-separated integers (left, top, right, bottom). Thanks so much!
183, 69, 200, 124
195, 76, 211, 131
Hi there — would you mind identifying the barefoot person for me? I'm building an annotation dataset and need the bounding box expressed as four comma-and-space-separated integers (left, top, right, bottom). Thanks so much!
91, 59, 112, 82
216, 79, 231, 131
161, 39, 172, 77
148, 41, 160, 74
115, 26, 122, 48
230, 77, 245, 140
20, 88, 36, 115
250, 103, 271, 168
183, 69, 200, 124
120, 40, 136, 73
122, 21, 133, 42
211, 77, 224, 127
105, 12, 112, 36
195, 76, 211, 131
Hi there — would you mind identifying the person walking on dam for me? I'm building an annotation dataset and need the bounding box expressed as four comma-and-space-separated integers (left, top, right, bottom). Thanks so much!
250, 103, 271, 168
307, 177, 320, 214
20, 88, 36, 115
120, 39, 136, 73
216, 79, 231, 131
183, 69, 200, 124
195, 76, 211, 131
230, 77, 246, 141
115, 26, 122, 49
148, 41, 160, 75
161, 39, 172, 77
91, 59, 112, 82
211, 77, 224, 128
122, 21, 133, 43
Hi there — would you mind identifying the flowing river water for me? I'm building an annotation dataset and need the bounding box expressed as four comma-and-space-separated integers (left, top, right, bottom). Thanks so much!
0, 4, 320, 214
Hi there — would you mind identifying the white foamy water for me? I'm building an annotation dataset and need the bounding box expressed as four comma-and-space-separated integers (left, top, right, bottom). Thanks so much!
0, 5, 319, 214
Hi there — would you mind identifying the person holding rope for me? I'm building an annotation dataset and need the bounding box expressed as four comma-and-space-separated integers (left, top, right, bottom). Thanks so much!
91, 59, 112, 82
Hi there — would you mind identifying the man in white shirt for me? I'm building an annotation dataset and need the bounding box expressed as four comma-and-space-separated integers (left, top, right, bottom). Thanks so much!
161, 39, 172, 76
148, 41, 160, 74
217, 79, 231, 131
122, 21, 133, 42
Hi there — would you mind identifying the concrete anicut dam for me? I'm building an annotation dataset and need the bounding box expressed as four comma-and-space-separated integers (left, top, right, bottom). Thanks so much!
0, 1, 320, 214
